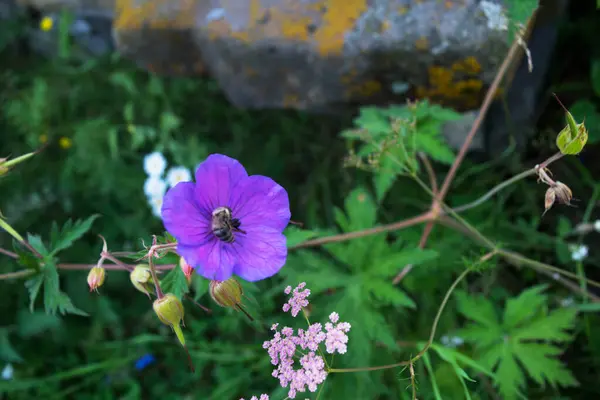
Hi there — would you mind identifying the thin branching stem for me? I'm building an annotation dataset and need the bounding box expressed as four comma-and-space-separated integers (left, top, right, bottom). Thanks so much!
329, 267, 473, 373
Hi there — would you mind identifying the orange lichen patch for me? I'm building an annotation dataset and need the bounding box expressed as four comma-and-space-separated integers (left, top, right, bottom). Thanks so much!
416, 60, 486, 109
312, 0, 368, 55
452, 56, 481, 74
444, 1, 453, 9
415, 37, 429, 51
115, 0, 196, 30
398, 6, 408, 15
428, 66, 453, 87
207, 0, 368, 56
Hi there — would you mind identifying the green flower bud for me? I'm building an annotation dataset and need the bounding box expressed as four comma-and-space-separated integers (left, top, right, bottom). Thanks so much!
87, 266, 105, 292
130, 264, 154, 298
209, 278, 254, 321
153, 293, 185, 346
209, 278, 243, 308
554, 94, 588, 155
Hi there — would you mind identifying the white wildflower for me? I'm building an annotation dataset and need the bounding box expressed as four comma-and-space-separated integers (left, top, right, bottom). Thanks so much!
148, 196, 163, 218
144, 176, 167, 198
166, 166, 192, 188
2, 364, 13, 380
143, 152, 167, 177
570, 244, 589, 262
560, 297, 574, 308
594, 220, 600, 232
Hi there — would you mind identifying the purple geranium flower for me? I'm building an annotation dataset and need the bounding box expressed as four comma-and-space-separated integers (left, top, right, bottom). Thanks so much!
161, 154, 291, 282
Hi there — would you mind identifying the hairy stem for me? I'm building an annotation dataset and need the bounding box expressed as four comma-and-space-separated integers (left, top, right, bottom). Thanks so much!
289, 212, 433, 249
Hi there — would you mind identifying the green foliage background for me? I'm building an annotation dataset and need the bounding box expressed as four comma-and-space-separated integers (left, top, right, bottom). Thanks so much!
1, 1, 600, 399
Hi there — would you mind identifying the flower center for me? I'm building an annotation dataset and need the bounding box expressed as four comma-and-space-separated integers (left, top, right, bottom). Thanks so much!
211, 206, 246, 243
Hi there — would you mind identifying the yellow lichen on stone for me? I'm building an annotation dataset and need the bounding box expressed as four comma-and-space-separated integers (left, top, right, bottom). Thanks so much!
416, 57, 486, 109
415, 37, 429, 51
115, 0, 196, 30
313, 0, 368, 55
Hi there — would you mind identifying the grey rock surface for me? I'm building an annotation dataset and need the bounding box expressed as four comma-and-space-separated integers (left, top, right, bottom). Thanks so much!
112, 0, 513, 111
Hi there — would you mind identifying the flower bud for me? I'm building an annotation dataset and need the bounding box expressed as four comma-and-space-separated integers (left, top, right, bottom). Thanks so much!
543, 187, 556, 216
87, 266, 105, 292
554, 95, 588, 155
554, 181, 573, 205
130, 264, 154, 298
179, 257, 193, 284
210, 278, 254, 321
0, 151, 38, 177
153, 293, 186, 346
209, 278, 243, 308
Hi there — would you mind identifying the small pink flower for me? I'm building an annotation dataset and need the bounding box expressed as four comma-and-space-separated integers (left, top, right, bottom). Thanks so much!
282, 282, 310, 317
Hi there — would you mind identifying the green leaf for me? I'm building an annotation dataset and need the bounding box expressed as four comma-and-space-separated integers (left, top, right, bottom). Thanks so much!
372, 248, 439, 277
49, 214, 100, 256
431, 344, 495, 378
25, 274, 44, 312
513, 307, 577, 342
512, 342, 578, 388
17, 311, 61, 337
455, 291, 500, 328
457, 324, 503, 349
343, 187, 377, 231
353, 107, 391, 137
414, 134, 455, 164
27, 234, 48, 256
575, 302, 600, 312
373, 154, 399, 202
0, 329, 23, 362
494, 345, 523, 400
503, 285, 548, 328
364, 279, 416, 308
160, 265, 189, 300
284, 226, 320, 248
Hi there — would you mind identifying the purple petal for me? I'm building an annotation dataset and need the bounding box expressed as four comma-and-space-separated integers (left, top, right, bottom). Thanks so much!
177, 239, 237, 281
194, 154, 248, 211
228, 226, 288, 281
161, 182, 211, 246
229, 176, 290, 231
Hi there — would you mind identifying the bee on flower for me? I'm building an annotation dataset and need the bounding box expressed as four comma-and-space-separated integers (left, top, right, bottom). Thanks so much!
161, 154, 291, 282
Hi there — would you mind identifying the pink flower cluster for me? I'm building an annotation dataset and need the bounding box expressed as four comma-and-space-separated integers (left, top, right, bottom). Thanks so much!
282, 282, 310, 317
239, 395, 268, 400
261, 283, 351, 399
